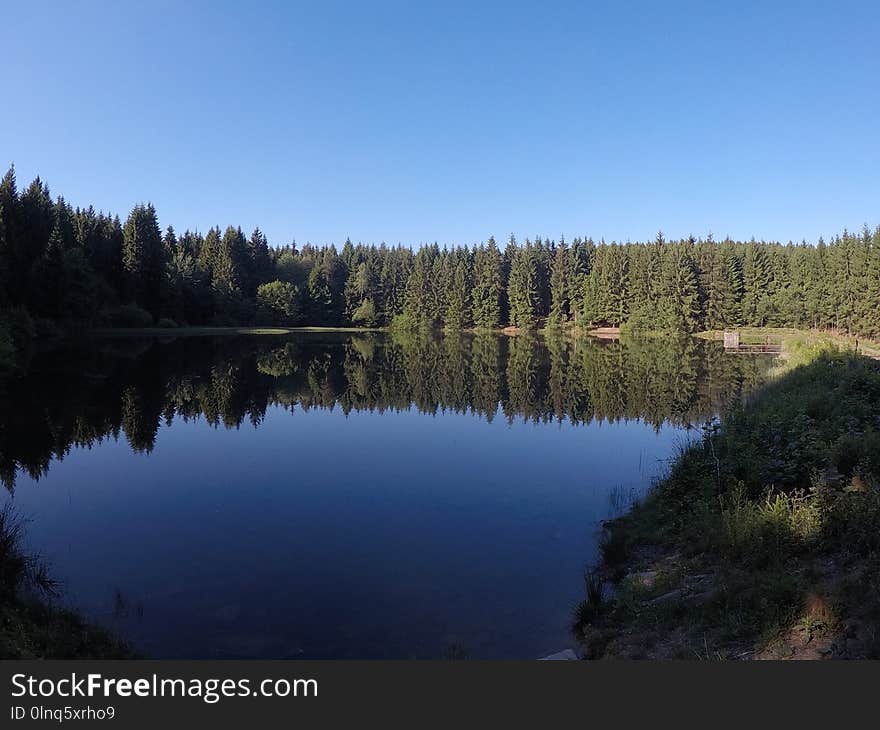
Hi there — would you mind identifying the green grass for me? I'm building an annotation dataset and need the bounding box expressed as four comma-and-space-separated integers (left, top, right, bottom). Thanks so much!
576, 344, 880, 659
697, 326, 880, 359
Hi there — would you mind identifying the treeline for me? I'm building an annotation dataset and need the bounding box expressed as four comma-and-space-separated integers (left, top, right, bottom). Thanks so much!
0, 332, 772, 490
2, 166, 879, 342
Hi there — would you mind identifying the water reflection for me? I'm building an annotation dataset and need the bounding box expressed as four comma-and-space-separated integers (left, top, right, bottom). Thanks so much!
0, 332, 774, 658
1, 332, 768, 491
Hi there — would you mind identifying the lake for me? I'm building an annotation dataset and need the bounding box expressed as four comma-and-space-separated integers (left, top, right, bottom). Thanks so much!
0, 332, 773, 658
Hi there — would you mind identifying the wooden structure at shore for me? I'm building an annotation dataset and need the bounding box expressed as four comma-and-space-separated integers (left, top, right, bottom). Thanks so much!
722, 331, 782, 354
587, 326, 621, 341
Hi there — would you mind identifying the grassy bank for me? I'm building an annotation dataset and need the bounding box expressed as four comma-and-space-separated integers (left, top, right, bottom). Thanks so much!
0, 505, 131, 658
575, 337, 880, 659
697, 327, 880, 360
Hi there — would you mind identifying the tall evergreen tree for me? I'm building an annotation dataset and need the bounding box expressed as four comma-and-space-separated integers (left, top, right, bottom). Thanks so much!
548, 238, 570, 326
444, 254, 471, 330
741, 241, 772, 327
664, 243, 701, 332
472, 236, 503, 329
122, 203, 164, 316
402, 246, 437, 328
507, 239, 540, 329
249, 228, 274, 294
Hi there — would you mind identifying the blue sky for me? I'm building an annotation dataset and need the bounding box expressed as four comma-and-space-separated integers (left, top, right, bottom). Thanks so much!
2, 1, 878, 247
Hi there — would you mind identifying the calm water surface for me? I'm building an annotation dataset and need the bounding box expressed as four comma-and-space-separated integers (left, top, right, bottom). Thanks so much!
0, 332, 772, 658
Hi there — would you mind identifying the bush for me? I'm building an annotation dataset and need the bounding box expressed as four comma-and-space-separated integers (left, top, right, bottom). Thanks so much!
389, 312, 419, 331
103, 303, 154, 328
351, 299, 378, 327
255, 281, 300, 325
156, 318, 178, 328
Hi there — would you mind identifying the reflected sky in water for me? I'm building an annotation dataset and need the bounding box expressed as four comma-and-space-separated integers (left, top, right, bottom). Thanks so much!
1, 332, 772, 658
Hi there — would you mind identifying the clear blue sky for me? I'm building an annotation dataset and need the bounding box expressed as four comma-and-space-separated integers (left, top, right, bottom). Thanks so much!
2, 1, 878, 247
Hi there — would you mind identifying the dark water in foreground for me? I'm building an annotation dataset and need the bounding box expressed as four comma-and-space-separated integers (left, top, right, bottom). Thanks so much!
1, 332, 773, 658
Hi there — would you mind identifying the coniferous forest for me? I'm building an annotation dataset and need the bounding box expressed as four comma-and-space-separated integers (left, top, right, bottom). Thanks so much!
2, 166, 880, 347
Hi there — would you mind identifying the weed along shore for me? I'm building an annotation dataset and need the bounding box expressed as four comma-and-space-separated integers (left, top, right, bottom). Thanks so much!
573, 336, 880, 659
0, 505, 131, 659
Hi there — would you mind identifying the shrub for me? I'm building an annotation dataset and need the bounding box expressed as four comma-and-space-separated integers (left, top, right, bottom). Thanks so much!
389, 312, 419, 331
156, 318, 178, 328
351, 298, 378, 327
104, 303, 154, 328
256, 281, 300, 325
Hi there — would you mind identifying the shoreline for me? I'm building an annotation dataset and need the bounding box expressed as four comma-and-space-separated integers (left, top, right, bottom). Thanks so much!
0, 505, 132, 659
83, 323, 880, 352
573, 333, 880, 659
4, 326, 880, 658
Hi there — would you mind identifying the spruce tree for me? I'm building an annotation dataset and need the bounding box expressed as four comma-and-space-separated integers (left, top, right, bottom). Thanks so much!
861, 228, 880, 338
721, 240, 743, 326
122, 203, 164, 315
444, 255, 471, 330
703, 245, 736, 329
472, 236, 503, 329
249, 228, 274, 293
507, 239, 539, 329
664, 243, 701, 332
402, 246, 436, 328
548, 239, 570, 326
741, 241, 771, 326
197, 226, 221, 275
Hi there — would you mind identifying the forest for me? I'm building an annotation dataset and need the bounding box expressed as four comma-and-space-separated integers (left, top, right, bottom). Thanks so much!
2, 165, 879, 355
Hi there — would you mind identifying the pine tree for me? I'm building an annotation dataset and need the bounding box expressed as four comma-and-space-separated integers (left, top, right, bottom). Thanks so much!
402, 246, 436, 328
29, 220, 65, 318
212, 226, 250, 304
664, 243, 701, 332
768, 246, 794, 327
162, 225, 178, 258
584, 244, 629, 326
307, 261, 333, 324
197, 226, 221, 275
0, 167, 17, 304
249, 228, 274, 293
721, 240, 743, 326
803, 239, 829, 329
703, 244, 736, 329
472, 236, 503, 329
547, 238, 570, 326
16, 177, 53, 304
507, 239, 539, 329
379, 246, 410, 323
604, 245, 630, 326
566, 238, 591, 320
860, 228, 880, 338
741, 241, 771, 326
122, 203, 164, 315
444, 254, 471, 330
627, 244, 651, 316
348, 258, 379, 325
